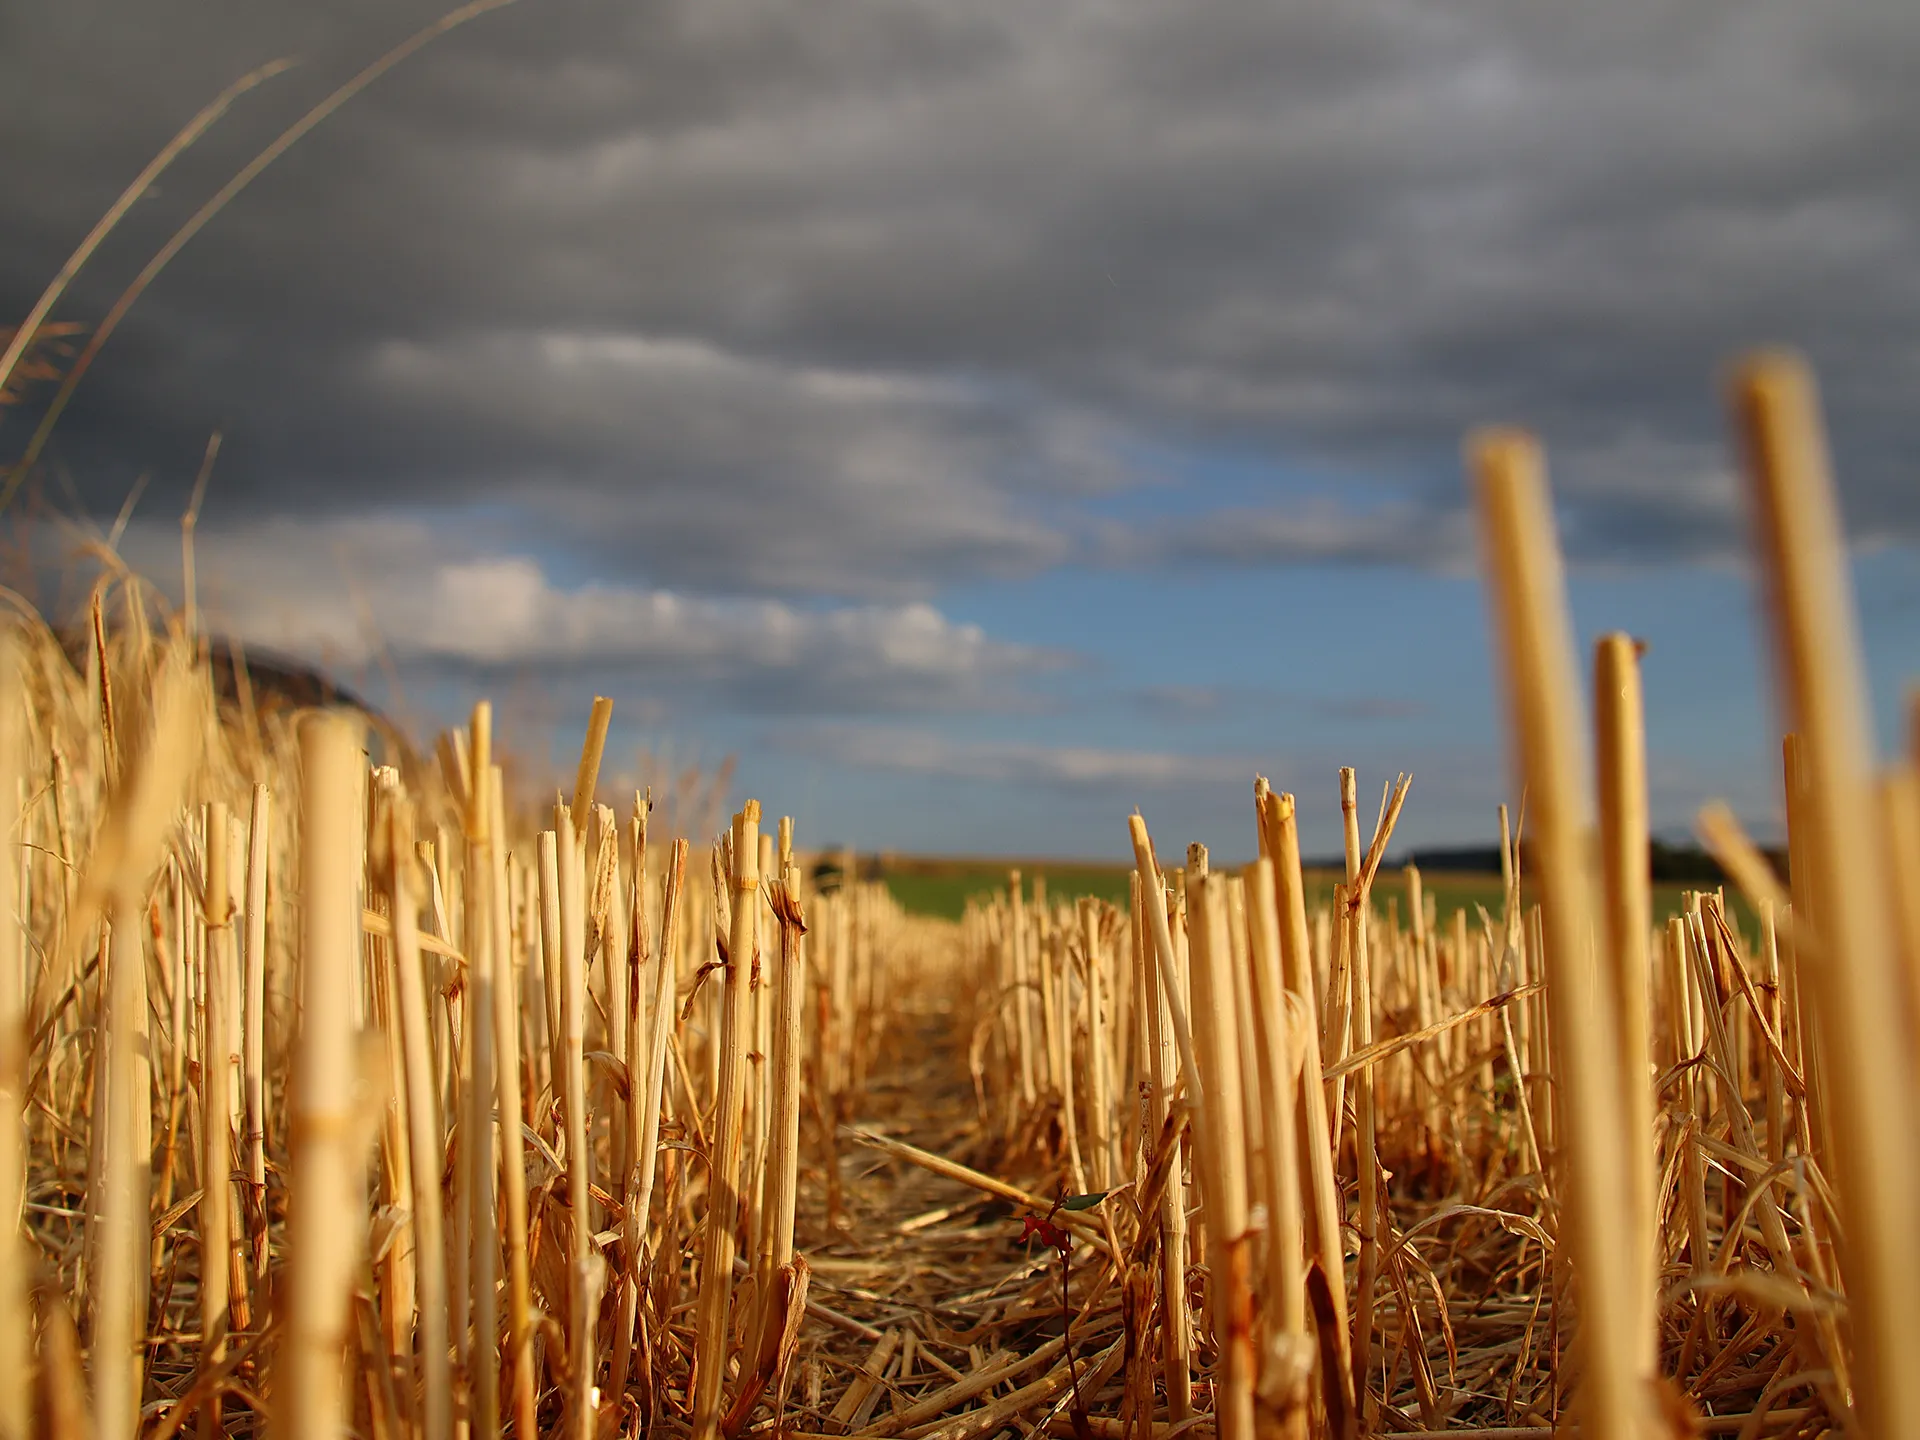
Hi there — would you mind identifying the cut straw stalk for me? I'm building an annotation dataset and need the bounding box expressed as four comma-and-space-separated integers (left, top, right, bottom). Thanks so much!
1593, 633, 1657, 1377
753, 858, 807, 1358
1242, 857, 1306, 1344
1883, 767, 1920, 1055
551, 804, 599, 1440
1009, 871, 1037, 1106
278, 711, 367, 1440
734, 853, 809, 1435
242, 782, 271, 1302
198, 801, 235, 1440
1080, 899, 1115, 1192
1187, 869, 1254, 1440
744, 832, 775, 1259
154, 858, 191, 1278
371, 789, 413, 1374
691, 801, 763, 1440
464, 710, 500, 1440
93, 895, 151, 1440
1730, 352, 1920, 1438
88, 647, 202, 1439
628, 838, 690, 1313
0, 641, 23, 1440
1345, 769, 1412, 1421
600, 805, 632, 1260
1779, 735, 1833, 1171
487, 766, 536, 1438
1470, 429, 1647, 1438
569, 696, 614, 839
1125, 819, 1195, 1420
1323, 769, 1361, 1146
1259, 791, 1349, 1367
609, 798, 651, 1409
388, 798, 451, 1440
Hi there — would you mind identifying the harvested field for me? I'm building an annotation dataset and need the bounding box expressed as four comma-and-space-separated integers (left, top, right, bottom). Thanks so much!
0, 346, 1910, 1440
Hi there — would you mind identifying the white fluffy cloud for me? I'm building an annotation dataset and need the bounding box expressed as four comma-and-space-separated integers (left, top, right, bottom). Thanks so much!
115, 515, 1055, 713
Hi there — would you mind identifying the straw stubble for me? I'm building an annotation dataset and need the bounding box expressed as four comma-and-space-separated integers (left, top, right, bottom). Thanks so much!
1730, 352, 1920, 1440
1471, 429, 1648, 1439
278, 711, 368, 1440
691, 801, 763, 1440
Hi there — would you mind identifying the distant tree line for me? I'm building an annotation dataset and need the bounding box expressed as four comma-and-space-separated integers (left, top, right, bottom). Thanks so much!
1399, 839, 1789, 885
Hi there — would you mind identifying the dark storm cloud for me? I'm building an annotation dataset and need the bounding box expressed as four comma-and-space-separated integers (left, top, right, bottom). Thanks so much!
5, 0, 1919, 604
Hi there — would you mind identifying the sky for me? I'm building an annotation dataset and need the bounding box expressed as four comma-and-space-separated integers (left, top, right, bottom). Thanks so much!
4, 0, 1918, 861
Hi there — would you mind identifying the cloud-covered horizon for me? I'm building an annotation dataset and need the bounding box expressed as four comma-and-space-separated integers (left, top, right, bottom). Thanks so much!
108, 514, 1065, 718
6, 0, 1916, 855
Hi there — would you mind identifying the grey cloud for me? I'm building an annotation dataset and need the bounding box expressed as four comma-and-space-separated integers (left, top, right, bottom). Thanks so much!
1134, 499, 1479, 573
345, 326, 1097, 597
5, 0, 1920, 604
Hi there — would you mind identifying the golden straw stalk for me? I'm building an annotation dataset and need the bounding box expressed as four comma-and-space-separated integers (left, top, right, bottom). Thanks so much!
1471, 429, 1647, 1438
691, 801, 763, 1440
1730, 352, 1920, 1438
90, 648, 202, 1440
1243, 856, 1306, 1341
0, 639, 25, 1440
1187, 869, 1254, 1440
553, 803, 599, 1440
488, 766, 536, 1438
388, 797, 451, 1440
198, 802, 235, 1440
1593, 632, 1657, 1379
278, 712, 368, 1440
242, 782, 272, 1304
464, 711, 499, 1440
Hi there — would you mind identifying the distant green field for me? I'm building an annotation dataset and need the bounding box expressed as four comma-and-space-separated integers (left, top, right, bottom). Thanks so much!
879, 857, 1756, 936
880, 863, 1132, 920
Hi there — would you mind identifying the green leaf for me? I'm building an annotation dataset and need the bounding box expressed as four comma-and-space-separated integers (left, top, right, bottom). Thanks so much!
1059, 1191, 1109, 1212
